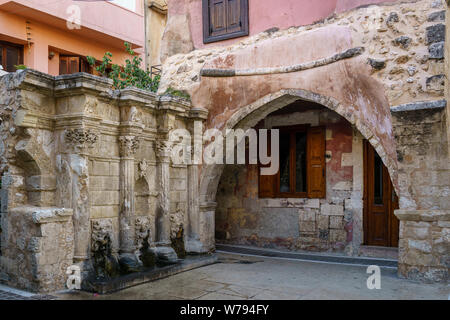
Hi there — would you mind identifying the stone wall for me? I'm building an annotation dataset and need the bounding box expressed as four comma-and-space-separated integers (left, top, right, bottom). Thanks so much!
157, 0, 449, 282
216, 106, 357, 252
160, 0, 446, 108
392, 101, 449, 282
0, 70, 208, 292
396, 210, 449, 282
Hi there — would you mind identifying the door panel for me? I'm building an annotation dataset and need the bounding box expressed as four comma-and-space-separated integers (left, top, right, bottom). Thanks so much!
364, 140, 399, 247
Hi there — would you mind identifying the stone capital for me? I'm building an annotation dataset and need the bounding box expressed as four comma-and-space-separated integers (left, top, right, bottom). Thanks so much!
155, 140, 172, 162
65, 128, 98, 153
119, 136, 140, 158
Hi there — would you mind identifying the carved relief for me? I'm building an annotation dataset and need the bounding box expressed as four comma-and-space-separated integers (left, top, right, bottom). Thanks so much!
155, 140, 172, 160
119, 136, 140, 157
129, 106, 143, 123
91, 219, 120, 279
84, 97, 98, 114
135, 216, 152, 250
138, 159, 148, 179
65, 128, 98, 152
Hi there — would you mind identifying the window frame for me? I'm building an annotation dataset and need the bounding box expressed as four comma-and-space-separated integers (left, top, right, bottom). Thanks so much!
202, 0, 249, 44
0, 40, 24, 72
274, 125, 309, 198
59, 55, 92, 75
258, 125, 326, 199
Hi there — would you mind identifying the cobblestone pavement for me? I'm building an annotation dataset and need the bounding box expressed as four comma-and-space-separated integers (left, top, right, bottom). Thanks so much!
55, 253, 449, 300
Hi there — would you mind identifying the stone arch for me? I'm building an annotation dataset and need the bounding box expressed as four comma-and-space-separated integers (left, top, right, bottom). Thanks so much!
199, 88, 400, 207
135, 176, 156, 242
14, 131, 56, 207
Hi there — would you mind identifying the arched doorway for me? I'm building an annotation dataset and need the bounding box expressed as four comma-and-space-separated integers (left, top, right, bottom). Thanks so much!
197, 89, 400, 255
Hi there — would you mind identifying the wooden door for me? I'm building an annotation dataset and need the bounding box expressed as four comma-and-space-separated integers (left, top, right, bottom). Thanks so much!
363, 140, 399, 247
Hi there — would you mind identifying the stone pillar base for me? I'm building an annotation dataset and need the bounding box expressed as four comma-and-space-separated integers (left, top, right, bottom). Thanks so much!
152, 246, 178, 263
185, 238, 208, 254
395, 209, 449, 283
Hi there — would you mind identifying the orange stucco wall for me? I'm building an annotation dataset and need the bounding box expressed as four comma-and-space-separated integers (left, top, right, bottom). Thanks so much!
0, 0, 145, 76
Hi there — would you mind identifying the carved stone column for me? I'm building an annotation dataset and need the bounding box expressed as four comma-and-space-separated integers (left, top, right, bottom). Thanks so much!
118, 135, 140, 268
62, 128, 98, 263
154, 140, 177, 262
185, 120, 205, 253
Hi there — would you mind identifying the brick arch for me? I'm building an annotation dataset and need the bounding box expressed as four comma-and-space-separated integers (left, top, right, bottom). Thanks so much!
199, 88, 401, 208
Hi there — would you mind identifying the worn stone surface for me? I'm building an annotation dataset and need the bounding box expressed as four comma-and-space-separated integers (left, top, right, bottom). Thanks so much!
216, 107, 353, 252
396, 210, 449, 283
0, 70, 207, 292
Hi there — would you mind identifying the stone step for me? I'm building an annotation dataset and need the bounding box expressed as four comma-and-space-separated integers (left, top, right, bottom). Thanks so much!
358, 245, 399, 260
216, 244, 398, 269
83, 254, 218, 294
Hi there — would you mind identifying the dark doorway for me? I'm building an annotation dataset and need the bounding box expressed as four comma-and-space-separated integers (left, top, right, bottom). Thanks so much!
363, 140, 399, 247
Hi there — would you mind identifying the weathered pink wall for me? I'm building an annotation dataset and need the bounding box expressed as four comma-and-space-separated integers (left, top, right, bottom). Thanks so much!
174, 0, 399, 49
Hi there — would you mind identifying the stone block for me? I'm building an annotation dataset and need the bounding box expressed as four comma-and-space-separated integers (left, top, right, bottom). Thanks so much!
109, 162, 119, 175
304, 199, 320, 209
329, 216, 343, 229
429, 42, 444, 59
299, 209, 316, 222
92, 161, 110, 176
341, 153, 353, 167
171, 178, 187, 191
90, 206, 118, 219
427, 10, 445, 22
329, 229, 346, 242
321, 203, 344, 216
91, 191, 119, 206
299, 221, 315, 232
332, 181, 352, 191
426, 24, 445, 44
408, 240, 432, 253
317, 215, 329, 229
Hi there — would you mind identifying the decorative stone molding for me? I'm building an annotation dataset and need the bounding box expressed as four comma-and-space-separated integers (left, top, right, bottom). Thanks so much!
155, 140, 172, 161
65, 128, 98, 152
201, 47, 365, 77
119, 136, 140, 157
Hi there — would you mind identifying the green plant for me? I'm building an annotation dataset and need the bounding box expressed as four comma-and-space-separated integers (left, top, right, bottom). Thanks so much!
164, 87, 190, 100
14, 64, 27, 70
87, 42, 159, 92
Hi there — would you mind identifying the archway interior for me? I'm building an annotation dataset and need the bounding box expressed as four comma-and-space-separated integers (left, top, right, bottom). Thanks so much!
214, 99, 397, 253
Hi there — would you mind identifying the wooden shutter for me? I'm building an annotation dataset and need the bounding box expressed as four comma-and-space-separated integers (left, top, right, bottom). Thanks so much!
59, 56, 68, 75
258, 130, 275, 198
307, 126, 326, 198
60, 56, 81, 75
227, 0, 241, 33
5, 47, 18, 72
209, 0, 227, 37
80, 58, 91, 74
69, 57, 80, 74
203, 0, 249, 43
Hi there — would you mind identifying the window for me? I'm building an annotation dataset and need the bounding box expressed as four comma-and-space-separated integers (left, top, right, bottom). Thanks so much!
259, 126, 326, 199
59, 55, 92, 75
203, 0, 249, 44
0, 41, 23, 72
